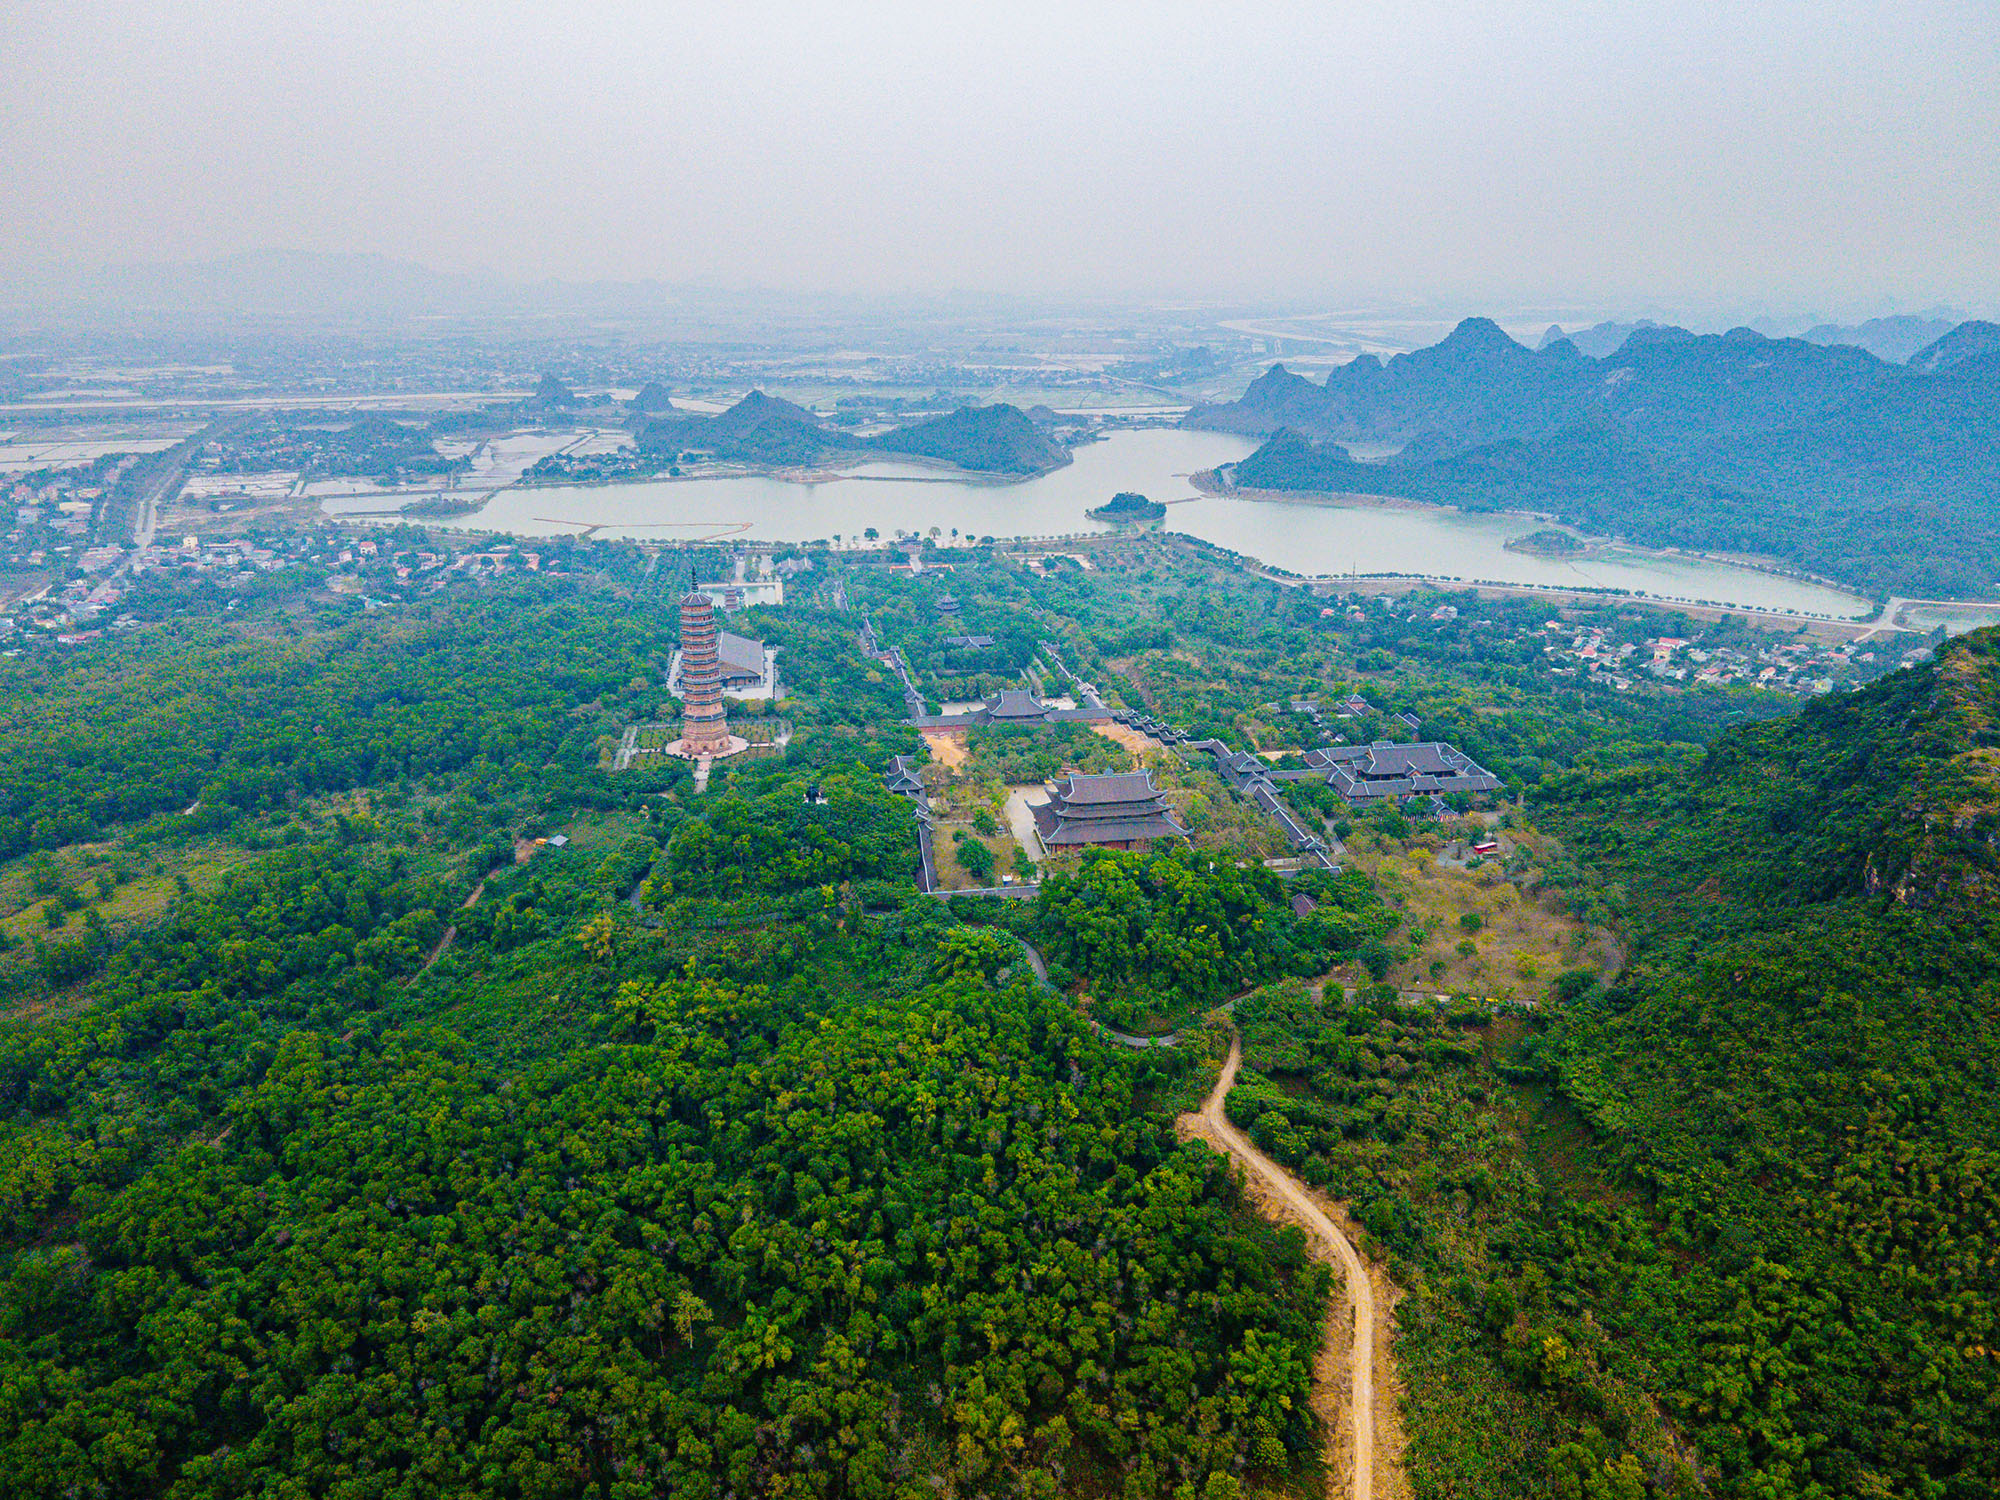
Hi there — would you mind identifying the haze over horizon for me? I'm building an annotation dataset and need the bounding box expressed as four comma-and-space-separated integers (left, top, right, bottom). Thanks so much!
7, 0, 1998, 319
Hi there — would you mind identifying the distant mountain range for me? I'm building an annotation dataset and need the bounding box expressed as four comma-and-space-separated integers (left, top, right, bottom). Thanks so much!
1801, 314, 1964, 364
1536, 313, 1969, 365
1189, 317, 2000, 597
637, 392, 1069, 476
1536, 320, 1663, 358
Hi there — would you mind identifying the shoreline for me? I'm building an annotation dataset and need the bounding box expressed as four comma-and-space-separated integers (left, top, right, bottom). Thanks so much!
1245, 564, 1886, 636
1157, 530, 1881, 627
511, 448, 1074, 492
1189, 468, 1439, 514
1188, 467, 1872, 601
320, 449, 1073, 527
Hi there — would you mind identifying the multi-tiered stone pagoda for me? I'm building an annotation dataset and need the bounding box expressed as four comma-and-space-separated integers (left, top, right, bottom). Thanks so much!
671, 589, 741, 758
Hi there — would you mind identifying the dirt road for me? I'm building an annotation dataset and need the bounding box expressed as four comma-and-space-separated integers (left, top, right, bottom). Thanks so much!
1185, 1033, 1384, 1499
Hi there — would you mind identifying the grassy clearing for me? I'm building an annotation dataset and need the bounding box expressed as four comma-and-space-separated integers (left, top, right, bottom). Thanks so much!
0, 838, 267, 1003
933, 822, 1025, 890
1336, 820, 1615, 1000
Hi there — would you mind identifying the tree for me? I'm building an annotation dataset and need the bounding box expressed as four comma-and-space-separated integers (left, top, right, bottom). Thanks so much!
958, 837, 996, 880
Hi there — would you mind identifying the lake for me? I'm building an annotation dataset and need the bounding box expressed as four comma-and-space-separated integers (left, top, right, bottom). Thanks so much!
419, 429, 1871, 618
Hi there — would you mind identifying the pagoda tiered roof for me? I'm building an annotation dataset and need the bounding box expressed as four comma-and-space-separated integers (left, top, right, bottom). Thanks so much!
1031, 770, 1188, 849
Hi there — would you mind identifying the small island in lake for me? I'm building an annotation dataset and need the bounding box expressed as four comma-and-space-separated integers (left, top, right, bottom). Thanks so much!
1088, 490, 1166, 523
1505, 527, 1589, 557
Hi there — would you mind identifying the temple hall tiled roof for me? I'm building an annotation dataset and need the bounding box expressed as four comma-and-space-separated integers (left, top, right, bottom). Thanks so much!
1301, 740, 1501, 804
983, 689, 1052, 721
1033, 770, 1189, 847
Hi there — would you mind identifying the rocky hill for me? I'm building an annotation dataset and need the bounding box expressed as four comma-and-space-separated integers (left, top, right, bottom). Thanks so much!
1197, 317, 2000, 596
865, 403, 1068, 475
638, 389, 837, 466
628, 380, 676, 413
639, 394, 1067, 475
1192, 317, 1898, 454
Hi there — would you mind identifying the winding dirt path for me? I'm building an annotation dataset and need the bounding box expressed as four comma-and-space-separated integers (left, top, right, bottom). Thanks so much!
1182, 1033, 1388, 1499
415, 875, 490, 977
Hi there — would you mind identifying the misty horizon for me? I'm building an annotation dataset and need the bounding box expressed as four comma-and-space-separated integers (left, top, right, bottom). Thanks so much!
7, 1, 1998, 320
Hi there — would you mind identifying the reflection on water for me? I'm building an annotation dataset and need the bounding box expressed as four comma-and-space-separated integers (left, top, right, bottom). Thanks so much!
1175, 494, 1869, 617
1900, 604, 2000, 637
405, 429, 1869, 618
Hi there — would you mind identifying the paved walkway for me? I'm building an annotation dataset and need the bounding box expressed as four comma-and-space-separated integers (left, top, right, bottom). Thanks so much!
1003, 785, 1049, 863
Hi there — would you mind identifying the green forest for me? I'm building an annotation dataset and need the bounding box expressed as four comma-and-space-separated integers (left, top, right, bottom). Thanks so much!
0, 579, 1335, 1499
0, 542, 1994, 1498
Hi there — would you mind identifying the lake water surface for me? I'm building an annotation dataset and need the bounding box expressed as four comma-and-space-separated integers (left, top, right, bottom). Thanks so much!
428, 429, 1870, 618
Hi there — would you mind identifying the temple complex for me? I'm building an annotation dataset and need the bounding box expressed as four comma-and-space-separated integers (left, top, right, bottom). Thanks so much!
1031, 770, 1189, 851
1299, 740, 1501, 804
670, 627, 777, 698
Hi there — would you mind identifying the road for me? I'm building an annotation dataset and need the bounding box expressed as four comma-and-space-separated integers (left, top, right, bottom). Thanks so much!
415, 874, 493, 976
1013, 937, 1187, 1046
1855, 595, 2000, 642
132, 455, 181, 551
1851, 596, 1909, 643
1185, 1033, 1382, 1500
1010, 936, 1392, 1487
121, 425, 215, 551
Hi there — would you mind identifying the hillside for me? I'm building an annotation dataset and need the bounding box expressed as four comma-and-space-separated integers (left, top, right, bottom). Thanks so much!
0, 588, 1326, 1498
866, 402, 1069, 474
1204, 317, 2000, 596
638, 395, 1067, 475
638, 389, 839, 465
1909, 319, 2000, 374
1232, 421, 1766, 550
1531, 629, 2000, 1494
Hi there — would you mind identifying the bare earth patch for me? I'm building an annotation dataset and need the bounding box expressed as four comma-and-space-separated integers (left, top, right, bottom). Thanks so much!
1090, 721, 1158, 757
920, 730, 968, 768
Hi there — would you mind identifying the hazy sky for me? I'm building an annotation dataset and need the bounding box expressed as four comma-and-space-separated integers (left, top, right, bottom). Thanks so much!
6, 0, 1998, 311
